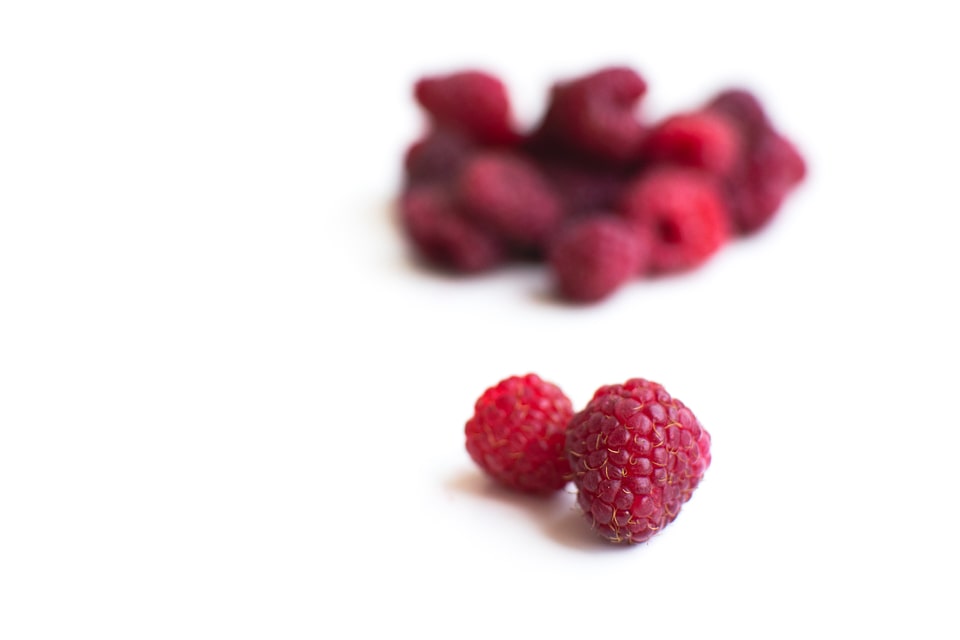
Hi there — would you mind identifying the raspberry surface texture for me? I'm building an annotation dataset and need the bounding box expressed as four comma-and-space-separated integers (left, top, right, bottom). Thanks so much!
414, 70, 519, 146
565, 378, 711, 544
465, 374, 575, 493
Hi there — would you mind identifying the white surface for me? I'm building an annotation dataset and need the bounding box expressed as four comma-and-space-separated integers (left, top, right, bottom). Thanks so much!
2, 2, 959, 638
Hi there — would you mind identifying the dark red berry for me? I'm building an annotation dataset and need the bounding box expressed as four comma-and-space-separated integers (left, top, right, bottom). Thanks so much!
566, 378, 711, 544
706, 88, 770, 144
640, 110, 741, 175
456, 151, 564, 251
531, 67, 648, 165
619, 168, 729, 273
724, 130, 807, 234
414, 70, 520, 146
465, 374, 575, 494
539, 160, 630, 218
398, 184, 505, 273
403, 127, 475, 186
548, 216, 650, 303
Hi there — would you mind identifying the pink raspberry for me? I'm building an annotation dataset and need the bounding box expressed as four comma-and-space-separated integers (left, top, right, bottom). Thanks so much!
548, 216, 651, 303
398, 184, 505, 273
640, 110, 741, 175
465, 374, 575, 494
566, 378, 711, 544
414, 70, 520, 146
530, 67, 648, 165
618, 168, 729, 273
455, 151, 564, 251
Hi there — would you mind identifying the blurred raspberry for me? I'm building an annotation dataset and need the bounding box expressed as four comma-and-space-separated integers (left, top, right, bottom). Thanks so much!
530, 67, 648, 165
403, 127, 476, 186
548, 216, 651, 303
414, 70, 520, 146
640, 110, 741, 175
619, 168, 729, 273
456, 151, 564, 251
398, 184, 505, 273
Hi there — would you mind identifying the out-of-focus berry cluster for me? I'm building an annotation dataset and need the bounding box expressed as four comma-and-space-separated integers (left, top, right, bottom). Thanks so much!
398, 67, 806, 303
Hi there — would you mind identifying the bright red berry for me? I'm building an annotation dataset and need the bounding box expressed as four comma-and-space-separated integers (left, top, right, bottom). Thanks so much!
414, 70, 520, 146
398, 184, 505, 273
640, 110, 741, 175
548, 216, 651, 303
566, 378, 711, 544
465, 374, 575, 494
618, 168, 729, 273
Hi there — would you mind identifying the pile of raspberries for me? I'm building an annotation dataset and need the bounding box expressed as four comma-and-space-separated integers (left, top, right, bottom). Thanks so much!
465, 374, 712, 545
398, 67, 806, 302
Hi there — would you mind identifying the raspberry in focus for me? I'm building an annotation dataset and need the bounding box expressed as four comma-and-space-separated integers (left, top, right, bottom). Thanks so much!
465, 374, 575, 493
565, 378, 711, 544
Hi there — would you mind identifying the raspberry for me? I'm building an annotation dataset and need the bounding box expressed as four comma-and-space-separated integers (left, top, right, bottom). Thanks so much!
531, 67, 648, 165
403, 127, 475, 186
706, 88, 770, 144
456, 151, 564, 251
398, 184, 505, 273
618, 168, 729, 273
705, 88, 807, 235
548, 216, 651, 303
640, 110, 741, 175
724, 130, 807, 234
566, 378, 711, 544
465, 374, 575, 493
414, 70, 520, 146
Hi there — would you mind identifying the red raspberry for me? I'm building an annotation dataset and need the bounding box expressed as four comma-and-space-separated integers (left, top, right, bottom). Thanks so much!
465, 374, 575, 494
724, 130, 807, 234
403, 127, 475, 186
414, 70, 520, 146
706, 88, 770, 144
640, 110, 741, 175
705, 88, 807, 235
618, 168, 729, 273
548, 216, 651, 303
456, 151, 564, 251
531, 67, 648, 165
566, 378, 711, 544
398, 184, 505, 273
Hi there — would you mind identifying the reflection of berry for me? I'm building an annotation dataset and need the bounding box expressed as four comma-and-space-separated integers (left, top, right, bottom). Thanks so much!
548, 216, 650, 303
414, 70, 520, 146
465, 374, 575, 494
531, 67, 648, 165
619, 168, 729, 274
566, 378, 711, 544
398, 185, 504, 273
456, 152, 564, 250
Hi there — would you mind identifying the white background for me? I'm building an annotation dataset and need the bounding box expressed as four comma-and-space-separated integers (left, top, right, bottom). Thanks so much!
2, 1, 959, 638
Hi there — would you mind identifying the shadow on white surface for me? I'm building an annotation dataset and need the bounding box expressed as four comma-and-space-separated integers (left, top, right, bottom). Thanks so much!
446, 469, 641, 553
